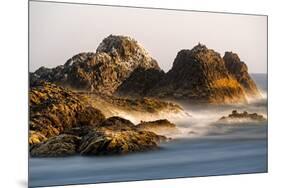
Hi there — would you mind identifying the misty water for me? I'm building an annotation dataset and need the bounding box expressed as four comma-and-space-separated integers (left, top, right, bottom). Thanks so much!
29, 74, 267, 187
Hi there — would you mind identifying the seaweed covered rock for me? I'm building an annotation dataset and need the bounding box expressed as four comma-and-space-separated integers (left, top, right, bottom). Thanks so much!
79, 117, 167, 155
29, 81, 105, 144
219, 110, 266, 122
223, 52, 261, 98
149, 44, 247, 103
30, 35, 160, 95
30, 134, 81, 157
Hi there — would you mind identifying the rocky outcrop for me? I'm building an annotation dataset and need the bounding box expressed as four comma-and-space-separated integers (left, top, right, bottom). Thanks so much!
78, 117, 167, 155
136, 119, 178, 135
31, 35, 160, 95
29, 82, 180, 157
29, 81, 105, 145
115, 67, 165, 97
148, 44, 247, 103
82, 91, 187, 124
30, 134, 81, 157
30, 116, 167, 157
31, 35, 261, 104
219, 110, 266, 122
223, 52, 261, 98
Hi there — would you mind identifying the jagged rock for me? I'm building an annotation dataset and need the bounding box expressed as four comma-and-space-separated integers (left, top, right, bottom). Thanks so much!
223, 52, 261, 98
219, 110, 266, 122
116, 67, 165, 97
29, 81, 105, 144
136, 119, 178, 135
30, 134, 81, 157
30, 35, 160, 95
79, 117, 167, 155
149, 44, 247, 103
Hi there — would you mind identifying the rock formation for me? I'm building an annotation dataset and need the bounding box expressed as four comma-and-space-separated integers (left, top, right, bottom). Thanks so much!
29, 81, 105, 145
29, 82, 174, 157
116, 67, 165, 97
31, 35, 261, 104
137, 119, 178, 135
223, 52, 261, 98
30, 35, 160, 95
30, 134, 81, 157
30, 116, 168, 157
79, 117, 166, 155
148, 44, 248, 103
219, 110, 266, 122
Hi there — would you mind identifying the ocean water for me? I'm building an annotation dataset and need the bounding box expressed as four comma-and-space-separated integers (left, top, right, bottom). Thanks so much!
29, 73, 268, 187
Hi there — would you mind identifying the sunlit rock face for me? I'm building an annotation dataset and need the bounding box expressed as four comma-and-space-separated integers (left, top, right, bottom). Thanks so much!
223, 51, 261, 98
148, 44, 248, 104
30, 35, 160, 95
29, 81, 105, 145
30, 35, 261, 104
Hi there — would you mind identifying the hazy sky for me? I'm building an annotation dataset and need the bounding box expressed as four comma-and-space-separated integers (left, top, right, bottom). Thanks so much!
29, 1, 267, 73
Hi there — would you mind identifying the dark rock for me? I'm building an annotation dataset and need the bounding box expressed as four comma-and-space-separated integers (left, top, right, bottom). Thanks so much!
219, 110, 266, 122
97, 116, 136, 131
30, 134, 81, 157
223, 52, 261, 98
79, 117, 167, 155
116, 67, 165, 97
136, 119, 178, 135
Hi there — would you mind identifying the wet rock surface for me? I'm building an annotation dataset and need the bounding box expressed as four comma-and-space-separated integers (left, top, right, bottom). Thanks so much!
30, 134, 81, 157
79, 117, 166, 155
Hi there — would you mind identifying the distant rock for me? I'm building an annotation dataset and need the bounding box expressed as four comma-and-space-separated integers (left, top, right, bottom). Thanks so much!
148, 44, 247, 103
223, 52, 261, 98
219, 110, 266, 122
31, 35, 160, 95
136, 119, 178, 135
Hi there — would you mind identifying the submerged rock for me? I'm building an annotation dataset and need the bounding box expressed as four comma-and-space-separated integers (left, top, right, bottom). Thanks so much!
30, 134, 81, 157
219, 110, 266, 122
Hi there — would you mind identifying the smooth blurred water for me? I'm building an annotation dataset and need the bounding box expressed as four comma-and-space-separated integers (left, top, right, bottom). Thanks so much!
29, 73, 267, 187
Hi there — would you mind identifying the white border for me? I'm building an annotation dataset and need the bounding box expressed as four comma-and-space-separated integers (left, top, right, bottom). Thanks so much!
1, 0, 280, 188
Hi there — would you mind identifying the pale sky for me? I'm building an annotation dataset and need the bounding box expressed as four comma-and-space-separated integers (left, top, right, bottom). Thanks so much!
29, 1, 267, 73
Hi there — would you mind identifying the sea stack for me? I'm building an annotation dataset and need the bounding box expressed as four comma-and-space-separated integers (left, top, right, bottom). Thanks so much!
30, 35, 160, 95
